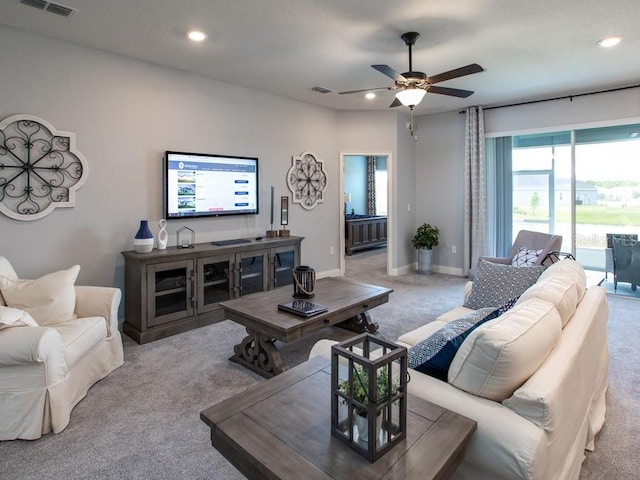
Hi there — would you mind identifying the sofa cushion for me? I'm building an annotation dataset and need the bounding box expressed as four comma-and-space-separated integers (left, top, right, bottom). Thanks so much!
408, 308, 500, 381
0, 305, 38, 330
463, 260, 545, 310
397, 320, 448, 347
448, 298, 562, 401
537, 259, 586, 302
516, 275, 579, 327
511, 246, 544, 266
0, 265, 80, 326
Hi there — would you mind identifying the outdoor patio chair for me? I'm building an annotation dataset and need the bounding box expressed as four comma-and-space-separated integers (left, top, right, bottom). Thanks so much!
611, 236, 640, 291
605, 233, 638, 280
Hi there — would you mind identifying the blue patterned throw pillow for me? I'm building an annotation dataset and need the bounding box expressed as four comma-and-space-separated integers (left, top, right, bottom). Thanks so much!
463, 259, 546, 310
408, 308, 500, 381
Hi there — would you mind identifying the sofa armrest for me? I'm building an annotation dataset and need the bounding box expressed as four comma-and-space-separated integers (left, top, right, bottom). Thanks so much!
74, 286, 122, 337
0, 327, 67, 385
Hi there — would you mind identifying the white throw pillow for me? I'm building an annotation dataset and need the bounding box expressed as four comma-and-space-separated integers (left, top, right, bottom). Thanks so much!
0, 265, 80, 326
448, 298, 562, 402
511, 246, 544, 266
0, 305, 38, 329
0, 257, 18, 306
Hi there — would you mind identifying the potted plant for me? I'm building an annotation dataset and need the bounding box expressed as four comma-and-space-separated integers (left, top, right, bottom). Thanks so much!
339, 365, 398, 443
411, 223, 440, 274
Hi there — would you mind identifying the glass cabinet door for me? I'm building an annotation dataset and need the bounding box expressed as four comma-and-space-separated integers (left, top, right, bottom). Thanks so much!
271, 245, 299, 289
197, 255, 233, 313
237, 249, 268, 296
147, 260, 194, 327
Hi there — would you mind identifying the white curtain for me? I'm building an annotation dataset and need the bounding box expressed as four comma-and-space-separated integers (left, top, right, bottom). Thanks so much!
463, 106, 487, 276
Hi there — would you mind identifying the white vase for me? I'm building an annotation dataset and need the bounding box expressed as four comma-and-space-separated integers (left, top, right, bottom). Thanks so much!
157, 219, 168, 250
354, 412, 383, 444
417, 248, 433, 274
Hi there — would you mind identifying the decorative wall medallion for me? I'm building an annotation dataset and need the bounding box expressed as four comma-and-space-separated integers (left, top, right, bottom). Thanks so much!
0, 114, 88, 221
286, 151, 327, 210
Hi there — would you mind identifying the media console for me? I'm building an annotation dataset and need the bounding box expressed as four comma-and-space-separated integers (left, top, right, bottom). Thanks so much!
121, 236, 303, 344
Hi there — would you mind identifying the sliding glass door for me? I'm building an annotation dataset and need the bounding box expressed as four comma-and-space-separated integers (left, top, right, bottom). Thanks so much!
574, 125, 640, 274
511, 133, 570, 251
503, 123, 640, 275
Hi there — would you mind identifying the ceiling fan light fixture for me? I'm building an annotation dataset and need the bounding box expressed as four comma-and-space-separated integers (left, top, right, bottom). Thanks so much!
395, 88, 426, 107
187, 30, 207, 42
365, 92, 376, 100
597, 35, 623, 48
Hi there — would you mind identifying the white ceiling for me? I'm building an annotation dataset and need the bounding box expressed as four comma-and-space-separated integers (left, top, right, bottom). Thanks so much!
2, 0, 639, 116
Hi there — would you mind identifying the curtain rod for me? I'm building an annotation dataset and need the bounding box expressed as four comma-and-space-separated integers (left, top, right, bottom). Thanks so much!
458, 83, 640, 113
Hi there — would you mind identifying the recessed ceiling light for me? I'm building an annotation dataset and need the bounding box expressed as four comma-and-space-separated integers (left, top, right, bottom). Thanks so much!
365, 92, 376, 100
187, 30, 207, 42
597, 35, 623, 48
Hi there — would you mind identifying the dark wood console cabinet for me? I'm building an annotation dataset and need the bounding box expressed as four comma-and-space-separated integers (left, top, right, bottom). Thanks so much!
122, 236, 303, 344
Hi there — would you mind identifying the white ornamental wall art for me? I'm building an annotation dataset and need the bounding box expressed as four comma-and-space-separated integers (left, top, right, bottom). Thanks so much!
0, 114, 88, 221
286, 151, 327, 210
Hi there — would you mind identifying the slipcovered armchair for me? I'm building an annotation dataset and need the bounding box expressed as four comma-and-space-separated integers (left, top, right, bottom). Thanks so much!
470, 230, 563, 279
612, 237, 640, 291
0, 256, 124, 440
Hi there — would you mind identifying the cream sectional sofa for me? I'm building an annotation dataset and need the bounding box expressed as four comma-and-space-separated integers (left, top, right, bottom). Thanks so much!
0, 257, 124, 440
311, 259, 609, 480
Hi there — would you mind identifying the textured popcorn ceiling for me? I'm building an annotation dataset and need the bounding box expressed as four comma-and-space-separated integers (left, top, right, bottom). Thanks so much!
1, 0, 639, 115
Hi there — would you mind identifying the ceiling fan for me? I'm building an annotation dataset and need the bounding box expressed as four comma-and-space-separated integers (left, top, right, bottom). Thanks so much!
339, 32, 484, 108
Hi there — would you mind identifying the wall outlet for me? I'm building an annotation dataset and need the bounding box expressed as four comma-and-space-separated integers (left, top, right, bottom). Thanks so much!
407, 203, 411, 212
451, 245, 457, 254
330, 246, 335, 255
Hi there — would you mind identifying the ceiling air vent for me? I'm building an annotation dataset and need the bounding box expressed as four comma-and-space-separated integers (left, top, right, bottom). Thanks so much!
15, 0, 78, 17
311, 86, 334, 94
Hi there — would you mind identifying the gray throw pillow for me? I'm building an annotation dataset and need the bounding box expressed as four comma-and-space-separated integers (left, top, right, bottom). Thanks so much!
463, 260, 545, 310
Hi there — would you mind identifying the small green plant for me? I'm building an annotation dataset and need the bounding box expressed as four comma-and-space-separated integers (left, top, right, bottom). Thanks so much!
411, 223, 440, 250
339, 365, 398, 417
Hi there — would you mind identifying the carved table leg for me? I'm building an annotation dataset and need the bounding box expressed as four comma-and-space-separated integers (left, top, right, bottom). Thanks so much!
230, 328, 287, 378
338, 311, 379, 334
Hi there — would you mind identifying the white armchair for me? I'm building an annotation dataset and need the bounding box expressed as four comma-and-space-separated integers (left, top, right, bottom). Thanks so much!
0, 257, 124, 440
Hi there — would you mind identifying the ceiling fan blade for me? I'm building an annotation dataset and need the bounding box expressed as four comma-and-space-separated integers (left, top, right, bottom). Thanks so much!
389, 97, 402, 108
428, 85, 475, 98
338, 86, 391, 95
427, 63, 484, 85
372, 64, 407, 82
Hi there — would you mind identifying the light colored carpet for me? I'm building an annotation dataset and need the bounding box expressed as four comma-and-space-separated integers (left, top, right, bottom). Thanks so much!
1, 249, 637, 479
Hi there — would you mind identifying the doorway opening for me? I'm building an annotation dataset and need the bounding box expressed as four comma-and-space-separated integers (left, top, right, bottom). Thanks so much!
340, 153, 391, 276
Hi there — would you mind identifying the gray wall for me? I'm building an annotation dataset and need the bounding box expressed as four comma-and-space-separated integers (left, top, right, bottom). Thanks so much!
336, 111, 416, 274
0, 26, 419, 295
0, 26, 341, 289
343, 155, 367, 214
415, 88, 640, 275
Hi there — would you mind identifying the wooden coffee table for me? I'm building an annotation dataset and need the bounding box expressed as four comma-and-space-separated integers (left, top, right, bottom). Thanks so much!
219, 277, 392, 378
201, 356, 477, 480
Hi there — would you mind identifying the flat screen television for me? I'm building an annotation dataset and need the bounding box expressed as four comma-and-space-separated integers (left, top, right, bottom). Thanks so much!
163, 151, 259, 219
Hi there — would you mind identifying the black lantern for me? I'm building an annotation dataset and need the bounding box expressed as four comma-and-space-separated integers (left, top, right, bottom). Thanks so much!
292, 265, 315, 298
176, 226, 195, 249
331, 333, 408, 462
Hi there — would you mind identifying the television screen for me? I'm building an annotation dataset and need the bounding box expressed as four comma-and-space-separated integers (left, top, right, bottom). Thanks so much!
163, 151, 259, 219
